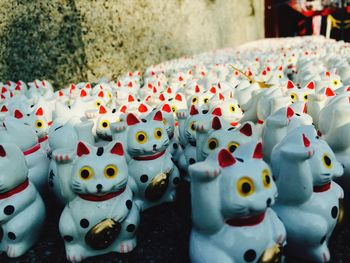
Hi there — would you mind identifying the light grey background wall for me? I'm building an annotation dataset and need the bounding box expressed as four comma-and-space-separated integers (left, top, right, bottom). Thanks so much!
0, 0, 264, 88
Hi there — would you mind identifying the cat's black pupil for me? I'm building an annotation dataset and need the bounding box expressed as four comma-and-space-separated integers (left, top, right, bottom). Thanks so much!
172, 107, 176, 112
204, 99, 208, 103
106, 168, 115, 176
229, 145, 237, 153
157, 130, 162, 137
97, 102, 100, 106
138, 134, 145, 141
242, 182, 251, 194
192, 98, 197, 103
265, 175, 271, 184
208, 140, 217, 150
102, 122, 108, 128
291, 95, 294, 98
324, 155, 331, 166
231, 106, 235, 112
304, 95, 308, 99
191, 124, 195, 130
37, 122, 42, 127
81, 169, 90, 178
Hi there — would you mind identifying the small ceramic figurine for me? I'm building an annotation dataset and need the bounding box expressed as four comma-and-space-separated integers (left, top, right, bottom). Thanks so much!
53, 141, 139, 262
0, 143, 46, 258
189, 141, 286, 263
271, 125, 344, 262
125, 110, 180, 211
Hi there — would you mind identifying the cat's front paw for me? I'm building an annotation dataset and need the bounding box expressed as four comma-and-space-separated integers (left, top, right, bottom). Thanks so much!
189, 161, 221, 182
195, 122, 208, 134
85, 109, 98, 119
116, 238, 137, 253
111, 122, 126, 133
176, 110, 188, 120
53, 149, 74, 163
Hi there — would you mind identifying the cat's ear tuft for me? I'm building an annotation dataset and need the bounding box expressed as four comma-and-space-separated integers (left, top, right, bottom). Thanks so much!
110, 142, 124, 156
77, 141, 90, 157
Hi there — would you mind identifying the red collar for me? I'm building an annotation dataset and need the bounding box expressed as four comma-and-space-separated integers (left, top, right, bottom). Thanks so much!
23, 143, 41, 156
38, 135, 48, 143
230, 122, 239, 127
257, 119, 264, 125
78, 186, 126, 202
226, 212, 266, 227
133, 150, 166, 161
0, 179, 29, 200
313, 182, 331, 193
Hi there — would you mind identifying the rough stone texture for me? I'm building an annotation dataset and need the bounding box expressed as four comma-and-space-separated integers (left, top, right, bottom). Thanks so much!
0, 0, 264, 88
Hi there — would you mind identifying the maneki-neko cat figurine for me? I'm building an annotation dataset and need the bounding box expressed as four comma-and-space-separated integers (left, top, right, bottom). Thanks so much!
189, 141, 286, 263
53, 141, 139, 262
271, 125, 344, 262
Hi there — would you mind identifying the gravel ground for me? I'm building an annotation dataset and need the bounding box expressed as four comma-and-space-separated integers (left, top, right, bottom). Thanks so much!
0, 181, 349, 263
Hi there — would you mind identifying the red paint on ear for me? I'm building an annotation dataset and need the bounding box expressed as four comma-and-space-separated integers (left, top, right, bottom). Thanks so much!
302, 133, 310, 148
138, 104, 148, 113
325, 71, 331, 77
219, 93, 225, 100
175, 94, 182, 101
117, 81, 122, 87
159, 94, 165, 101
0, 145, 5, 157
218, 149, 236, 168
15, 85, 21, 91
212, 107, 222, 116
14, 109, 23, 119
178, 76, 184, 81
286, 107, 294, 119
266, 66, 271, 72
278, 66, 283, 71
145, 95, 151, 101
85, 83, 91, 89
80, 89, 87, 97
36, 107, 44, 116
153, 87, 157, 94
128, 95, 135, 102
129, 72, 133, 77
239, 123, 252, 136
162, 104, 171, 113
303, 103, 307, 113
195, 85, 200, 93
98, 91, 104, 98
287, 80, 295, 89
210, 87, 216, 94
325, 87, 335, 97
262, 70, 267, 76
119, 105, 127, 113
252, 142, 263, 159
306, 81, 315, 90
148, 83, 153, 89
128, 82, 133, 88
167, 87, 172, 94
99, 105, 107, 114
58, 91, 64, 97
190, 105, 199, 115
0, 105, 8, 112
1, 87, 7, 93
110, 142, 124, 156
77, 142, 90, 157
212, 116, 222, 130
126, 113, 140, 126
153, 111, 163, 121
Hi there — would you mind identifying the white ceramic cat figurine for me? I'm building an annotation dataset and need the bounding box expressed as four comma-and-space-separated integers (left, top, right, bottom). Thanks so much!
126, 111, 180, 211
189, 141, 286, 263
0, 143, 46, 258
53, 141, 139, 262
271, 125, 343, 262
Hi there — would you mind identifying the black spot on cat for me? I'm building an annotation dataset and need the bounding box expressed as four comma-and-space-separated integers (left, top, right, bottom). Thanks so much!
126, 224, 135, 232
8, 232, 16, 240
54, 125, 63, 131
331, 206, 338, 219
141, 119, 147, 123
236, 157, 244, 163
64, 235, 73, 242
295, 113, 300, 116
244, 249, 256, 262
173, 177, 180, 185
4, 205, 14, 215
320, 235, 326, 244
173, 143, 178, 149
96, 147, 104, 156
189, 158, 196, 165
202, 110, 208, 114
126, 200, 132, 210
80, 219, 90, 228
112, 109, 116, 113
228, 127, 235, 131
140, 174, 148, 183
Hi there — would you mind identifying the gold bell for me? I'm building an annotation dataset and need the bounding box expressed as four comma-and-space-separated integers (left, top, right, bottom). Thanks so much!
85, 218, 121, 250
258, 244, 283, 263
144, 172, 169, 202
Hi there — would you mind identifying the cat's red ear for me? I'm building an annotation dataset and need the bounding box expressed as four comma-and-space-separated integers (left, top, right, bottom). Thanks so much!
252, 142, 263, 159
286, 107, 294, 119
110, 142, 124, 156
80, 89, 87, 97
162, 104, 171, 113
14, 109, 23, 119
212, 116, 222, 130
128, 95, 135, 102
175, 93, 182, 101
159, 94, 165, 101
119, 105, 127, 113
98, 91, 104, 98
325, 87, 335, 97
306, 81, 315, 90
153, 110, 163, 121
239, 123, 253, 136
286, 80, 295, 89
212, 107, 222, 116
138, 104, 148, 113
302, 134, 310, 148
35, 107, 44, 116
218, 149, 236, 168
0, 145, 6, 157
99, 105, 107, 114
126, 113, 140, 126
1, 105, 8, 112
77, 141, 90, 157
190, 105, 199, 115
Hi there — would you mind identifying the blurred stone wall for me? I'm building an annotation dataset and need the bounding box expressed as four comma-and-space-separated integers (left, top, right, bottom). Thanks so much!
0, 0, 264, 88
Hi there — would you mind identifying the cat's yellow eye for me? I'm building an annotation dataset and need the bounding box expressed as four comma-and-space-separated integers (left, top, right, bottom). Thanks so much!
237, 177, 254, 197
163, 118, 167, 126
136, 131, 147, 144
303, 94, 308, 102
154, 128, 163, 140
104, 164, 118, 179
100, 120, 110, 129
333, 80, 338, 86
108, 92, 112, 98
229, 105, 236, 113
79, 166, 93, 180
262, 169, 271, 188
322, 153, 332, 169
171, 106, 177, 113
192, 97, 198, 104
278, 74, 282, 79
95, 101, 101, 107
35, 120, 44, 129
203, 97, 209, 104
207, 138, 218, 150
190, 121, 196, 131
290, 93, 297, 102
227, 142, 239, 153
